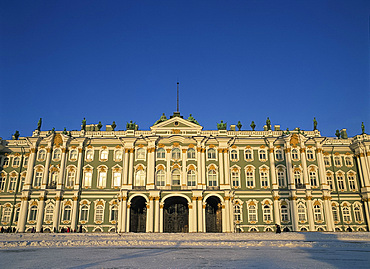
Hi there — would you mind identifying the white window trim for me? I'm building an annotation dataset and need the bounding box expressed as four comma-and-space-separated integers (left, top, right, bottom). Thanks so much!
244, 148, 254, 162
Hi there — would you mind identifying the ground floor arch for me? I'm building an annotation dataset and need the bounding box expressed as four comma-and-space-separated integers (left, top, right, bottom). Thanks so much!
130, 196, 147, 232
163, 196, 189, 233
205, 196, 222, 232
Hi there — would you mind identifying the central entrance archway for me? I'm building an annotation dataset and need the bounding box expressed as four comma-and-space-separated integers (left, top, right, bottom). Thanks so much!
205, 196, 222, 232
164, 196, 189, 233
130, 196, 147, 232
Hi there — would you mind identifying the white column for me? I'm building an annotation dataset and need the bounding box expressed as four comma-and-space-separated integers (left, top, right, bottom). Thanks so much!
24, 148, 37, 190
363, 200, 370, 231
70, 195, 79, 231
300, 148, 309, 187
41, 148, 52, 188
360, 153, 370, 186
74, 148, 84, 189
145, 202, 150, 232
188, 203, 194, 232
154, 197, 160, 232
166, 149, 171, 187
197, 147, 202, 187
36, 197, 45, 232
284, 147, 294, 189
229, 198, 234, 232
147, 148, 155, 189
123, 149, 129, 186
128, 149, 134, 186
316, 148, 328, 186
290, 196, 298, 231
57, 148, 67, 189
121, 197, 127, 233
202, 202, 206, 232
222, 203, 226, 232
323, 194, 334, 231
224, 197, 231, 232
192, 197, 197, 232
53, 195, 62, 232
269, 148, 277, 187
197, 197, 203, 232
223, 150, 230, 187
356, 157, 366, 187
306, 196, 315, 231
182, 149, 187, 187
126, 203, 131, 232
18, 197, 29, 232
148, 197, 154, 232
273, 195, 280, 225
201, 149, 206, 188
218, 149, 224, 186
159, 203, 164, 233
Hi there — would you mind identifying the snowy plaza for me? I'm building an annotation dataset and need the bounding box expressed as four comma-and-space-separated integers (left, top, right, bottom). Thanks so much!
0, 232, 369, 268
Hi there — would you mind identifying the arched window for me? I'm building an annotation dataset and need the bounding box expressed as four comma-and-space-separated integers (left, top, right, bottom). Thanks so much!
263, 205, 272, 222
344, 156, 353, 166
332, 206, 339, 222
53, 149, 61, 160
291, 149, 299, 160
342, 206, 351, 222
306, 149, 314, 160
97, 170, 107, 187
95, 205, 104, 222
13, 157, 20, 167
110, 205, 118, 222
1, 207, 11, 223
234, 205, 242, 221
298, 204, 307, 222
248, 205, 257, 222
230, 150, 238, 160
187, 170, 196, 186
136, 148, 145, 160
63, 205, 72, 221
156, 170, 165, 186
324, 156, 330, 166
207, 148, 216, 160
171, 148, 181, 160
231, 170, 240, 187
100, 149, 108, 160
354, 205, 363, 222
281, 205, 289, 221
38, 149, 46, 161
80, 205, 89, 222
86, 150, 94, 161
113, 171, 121, 187
275, 150, 283, 160
309, 170, 318, 187
33, 170, 43, 187
277, 168, 286, 187
83, 171, 92, 188
207, 169, 217, 186
314, 204, 322, 222
65, 169, 75, 187
156, 148, 165, 159
135, 169, 145, 186
29, 205, 38, 221
114, 150, 122, 161
3, 157, 9, 166
44, 205, 54, 222
187, 148, 196, 159
259, 150, 267, 160
246, 169, 254, 187
294, 170, 302, 187
245, 149, 253, 160
171, 169, 181, 186
334, 156, 341, 166
69, 149, 78, 160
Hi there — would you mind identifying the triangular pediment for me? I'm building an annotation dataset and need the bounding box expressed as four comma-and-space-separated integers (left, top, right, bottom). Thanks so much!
151, 117, 203, 132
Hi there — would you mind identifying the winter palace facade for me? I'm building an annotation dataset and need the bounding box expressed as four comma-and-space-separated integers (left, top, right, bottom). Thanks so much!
0, 113, 369, 233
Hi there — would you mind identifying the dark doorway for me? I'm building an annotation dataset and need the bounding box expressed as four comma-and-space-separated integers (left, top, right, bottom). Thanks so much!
205, 196, 222, 232
164, 196, 189, 233
130, 196, 147, 232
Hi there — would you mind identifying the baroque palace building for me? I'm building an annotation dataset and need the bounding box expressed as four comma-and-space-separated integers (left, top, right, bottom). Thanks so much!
0, 112, 369, 233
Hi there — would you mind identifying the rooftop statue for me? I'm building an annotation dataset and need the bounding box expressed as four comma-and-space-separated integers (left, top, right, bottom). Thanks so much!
13, 130, 20, 140
250, 121, 256, 131
217, 120, 227, 130
97, 121, 103, 131
127, 121, 137, 130
237, 121, 242, 131
82, 118, 86, 131
362, 122, 365, 134
62, 128, 67, 135
266, 117, 271, 131
111, 121, 117, 131
313, 117, 318, 131
154, 113, 168, 125
335, 129, 340, 138
37, 118, 42, 131
285, 128, 290, 135
187, 114, 199, 125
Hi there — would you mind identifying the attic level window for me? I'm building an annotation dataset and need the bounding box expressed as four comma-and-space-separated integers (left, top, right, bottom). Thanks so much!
174, 121, 179, 126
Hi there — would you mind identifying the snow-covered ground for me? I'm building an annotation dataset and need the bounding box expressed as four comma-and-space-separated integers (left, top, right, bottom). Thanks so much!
0, 232, 369, 268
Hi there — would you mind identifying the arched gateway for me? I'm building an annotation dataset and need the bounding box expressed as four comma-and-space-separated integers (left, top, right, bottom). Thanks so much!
130, 196, 147, 232
205, 196, 222, 232
164, 196, 189, 233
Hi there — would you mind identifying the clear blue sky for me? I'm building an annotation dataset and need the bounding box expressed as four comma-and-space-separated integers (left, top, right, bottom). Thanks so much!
1, 0, 369, 139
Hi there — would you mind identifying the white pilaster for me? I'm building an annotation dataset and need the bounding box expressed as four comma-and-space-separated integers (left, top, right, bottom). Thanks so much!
41, 148, 52, 188
197, 197, 203, 232
182, 149, 187, 187
36, 197, 45, 232
159, 202, 164, 233
218, 149, 224, 186
154, 197, 160, 232
128, 149, 134, 187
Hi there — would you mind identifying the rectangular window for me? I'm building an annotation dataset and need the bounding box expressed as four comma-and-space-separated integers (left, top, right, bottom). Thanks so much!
231, 171, 239, 187
113, 172, 121, 187
0, 176, 6, 191
348, 175, 356, 191
34, 172, 42, 187
260, 172, 269, 187
246, 171, 254, 187
9, 177, 17, 191
83, 172, 92, 188
98, 172, 107, 187
337, 175, 345, 191
19, 176, 25, 192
